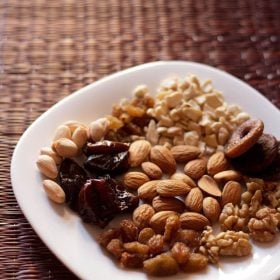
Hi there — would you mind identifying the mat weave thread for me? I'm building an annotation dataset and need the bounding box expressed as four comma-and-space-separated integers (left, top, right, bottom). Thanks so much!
0, 0, 279, 279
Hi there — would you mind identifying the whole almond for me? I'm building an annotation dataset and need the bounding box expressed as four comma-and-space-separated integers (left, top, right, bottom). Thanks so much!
170, 173, 196, 188
129, 140, 151, 167
53, 125, 71, 141
213, 170, 242, 182
138, 180, 159, 201
185, 188, 203, 212
180, 212, 210, 231
133, 204, 155, 229
221, 181, 242, 207
150, 145, 176, 175
152, 196, 186, 213
198, 175, 222, 197
40, 147, 62, 165
72, 126, 88, 149
52, 138, 78, 158
124, 171, 150, 190
156, 180, 191, 197
63, 120, 88, 133
184, 159, 207, 179
150, 211, 178, 233
202, 197, 221, 223
141, 162, 163, 179
207, 152, 229, 176
43, 179, 65, 204
171, 145, 201, 163
36, 155, 58, 179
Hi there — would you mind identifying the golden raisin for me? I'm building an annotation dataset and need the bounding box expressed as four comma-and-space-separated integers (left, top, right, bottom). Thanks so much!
120, 220, 138, 242
163, 215, 180, 242
106, 239, 123, 259
171, 242, 190, 265
98, 228, 120, 247
147, 234, 166, 255
181, 253, 208, 272
123, 242, 149, 255
143, 253, 179, 276
138, 227, 155, 244
120, 252, 144, 268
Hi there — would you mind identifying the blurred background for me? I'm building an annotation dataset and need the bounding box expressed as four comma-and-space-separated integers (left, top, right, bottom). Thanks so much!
0, 0, 279, 279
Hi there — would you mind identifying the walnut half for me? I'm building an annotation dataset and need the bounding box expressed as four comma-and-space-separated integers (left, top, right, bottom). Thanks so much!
200, 226, 252, 263
248, 207, 280, 242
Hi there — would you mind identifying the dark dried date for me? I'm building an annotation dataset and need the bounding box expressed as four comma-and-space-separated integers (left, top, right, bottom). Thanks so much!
84, 140, 130, 175
84, 151, 129, 175
78, 177, 139, 228
84, 140, 129, 156
59, 158, 87, 211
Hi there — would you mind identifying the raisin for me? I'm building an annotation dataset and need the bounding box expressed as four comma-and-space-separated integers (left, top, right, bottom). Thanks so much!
78, 177, 138, 228
120, 220, 139, 242
98, 228, 120, 247
59, 158, 87, 211
120, 252, 144, 268
143, 253, 179, 276
147, 234, 167, 255
106, 239, 123, 259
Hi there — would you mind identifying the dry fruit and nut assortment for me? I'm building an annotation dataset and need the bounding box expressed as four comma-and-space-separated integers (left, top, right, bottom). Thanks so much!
36, 75, 280, 276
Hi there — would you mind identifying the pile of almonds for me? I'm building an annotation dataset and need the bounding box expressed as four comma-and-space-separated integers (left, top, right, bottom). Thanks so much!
125, 142, 241, 227
36, 75, 280, 277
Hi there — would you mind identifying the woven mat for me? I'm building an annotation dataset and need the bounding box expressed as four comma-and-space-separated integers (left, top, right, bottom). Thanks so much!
1, 0, 279, 279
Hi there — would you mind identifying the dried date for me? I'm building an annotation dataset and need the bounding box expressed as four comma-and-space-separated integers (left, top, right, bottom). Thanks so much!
59, 158, 87, 211
78, 177, 139, 227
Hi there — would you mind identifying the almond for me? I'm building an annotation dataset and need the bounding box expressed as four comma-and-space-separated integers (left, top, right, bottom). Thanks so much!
213, 170, 242, 182
40, 147, 62, 165
43, 179, 65, 204
156, 180, 191, 197
170, 173, 196, 188
72, 126, 88, 149
184, 159, 207, 179
150, 211, 178, 233
138, 180, 159, 201
150, 145, 176, 175
129, 140, 151, 167
202, 197, 221, 223
52, 138, 78, 158
185, 188, 203, 212
63, 120, 88, 133
53, 125, 71, 141
36, 155, 58, 179
207, 152, 229, 176
152, 196, 185, 213
124, 171, 150, 190
171, 145, 201, 163
180, 212, 210, 231
221, 181, 242, 207
198, 175, 222, 197
133, 204, 155, 229
141, 162, 163, 179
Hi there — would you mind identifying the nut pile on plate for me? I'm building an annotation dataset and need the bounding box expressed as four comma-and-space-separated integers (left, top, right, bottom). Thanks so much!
36, 75, 280, 276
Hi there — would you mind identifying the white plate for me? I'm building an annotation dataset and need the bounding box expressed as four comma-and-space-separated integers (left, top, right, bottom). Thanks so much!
11, 61, 280, 280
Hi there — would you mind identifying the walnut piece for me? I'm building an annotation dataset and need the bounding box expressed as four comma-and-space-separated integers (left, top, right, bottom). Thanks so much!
248, 207, 280, 242
200, 226, 252, 263
263, 182, 280, 209
219, 203, 249, 232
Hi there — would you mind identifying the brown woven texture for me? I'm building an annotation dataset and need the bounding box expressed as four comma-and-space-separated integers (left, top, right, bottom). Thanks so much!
0, 0, 279, 279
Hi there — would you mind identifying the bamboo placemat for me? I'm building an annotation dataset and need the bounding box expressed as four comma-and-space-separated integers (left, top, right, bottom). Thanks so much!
0, 0, 279, 279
